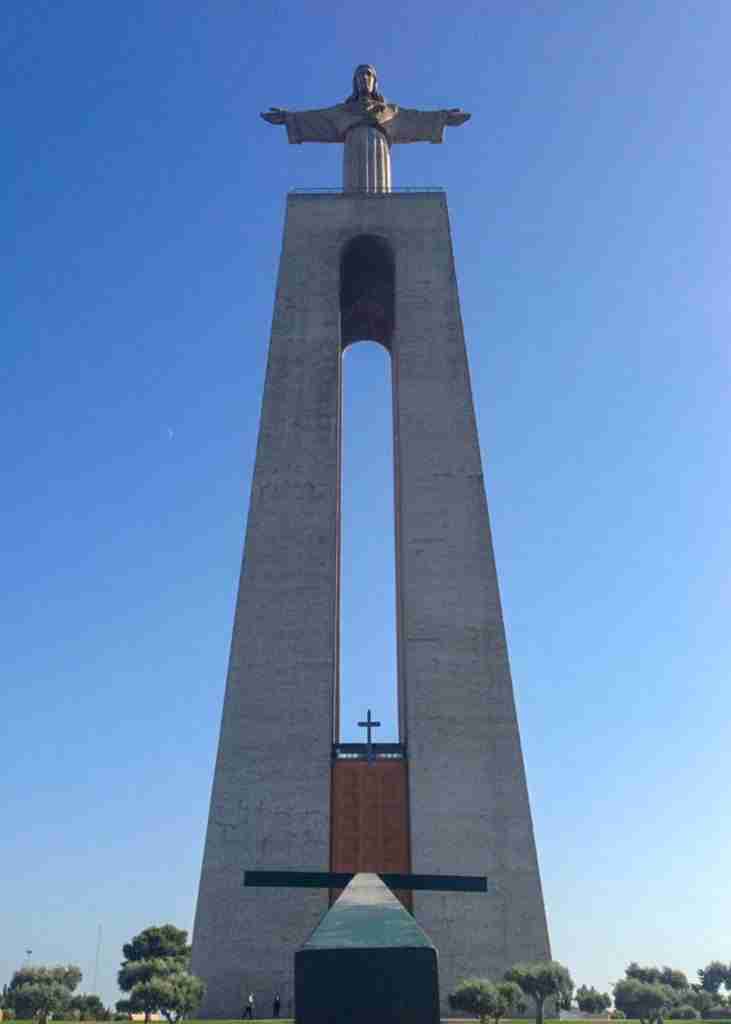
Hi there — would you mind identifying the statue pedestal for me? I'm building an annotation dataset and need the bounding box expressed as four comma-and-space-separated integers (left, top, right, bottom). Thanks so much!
192, 191, 550, 1019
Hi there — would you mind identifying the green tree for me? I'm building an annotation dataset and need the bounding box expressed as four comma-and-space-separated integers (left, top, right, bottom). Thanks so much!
684, 989, 715, 1016
69, 994, 107, 1020
614, 978, 674, 1024
661, 970, 690, 992
8, 966, 82, 1023
126, 983, 161, 1022
449, 980, 500, 1024
122, 926, 190, 965
627, 964, 663, 985
504, 961, 574, 1024
449, 980, 526, 1024
698, 963, 728, 996
121, 970, 204, 1024
118, 926, 193, 1024
576, 985, 611, 1013
139, 974, 205, 1024
15, 985, 72, 1024
495, 981, 527, 1021
118, 959, 183, 995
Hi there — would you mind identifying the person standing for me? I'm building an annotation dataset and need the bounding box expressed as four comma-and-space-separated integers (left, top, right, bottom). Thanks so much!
243, 992, 255, 1019
272, 993, 281, 1019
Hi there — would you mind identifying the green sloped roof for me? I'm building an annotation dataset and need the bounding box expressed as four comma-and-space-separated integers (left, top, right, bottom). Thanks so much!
302, 873, 436, 950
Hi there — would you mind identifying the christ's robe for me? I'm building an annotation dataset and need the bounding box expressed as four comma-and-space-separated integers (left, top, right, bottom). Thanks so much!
283, 99, 449, 192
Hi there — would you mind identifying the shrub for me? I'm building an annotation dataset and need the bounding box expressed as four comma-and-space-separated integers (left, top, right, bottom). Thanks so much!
669, 1008, 699, 1020
69, 993, 107, 1021
577, 985, 611, 1014
707, 1009, 731, 1020
449, 979, 499, 1023
610, 1013, 626, 1020
686, 992, 716, 1017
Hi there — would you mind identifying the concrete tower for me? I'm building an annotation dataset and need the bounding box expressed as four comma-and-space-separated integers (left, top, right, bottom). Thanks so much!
192, 68, 550, 1018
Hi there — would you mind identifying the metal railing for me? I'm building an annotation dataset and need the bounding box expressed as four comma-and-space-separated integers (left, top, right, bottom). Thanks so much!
333, 742, 406, 760
290, 186, 445, 195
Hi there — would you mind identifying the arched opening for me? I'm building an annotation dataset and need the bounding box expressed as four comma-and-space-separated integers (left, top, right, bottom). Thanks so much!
338, 235, 398, 744
338, 340, 398, 742
340, 235, 394, 350
331, 234, 410, 903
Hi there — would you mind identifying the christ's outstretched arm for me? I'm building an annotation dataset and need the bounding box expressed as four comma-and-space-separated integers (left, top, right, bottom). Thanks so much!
389, 108, 471, 145
260, 106, 343, 144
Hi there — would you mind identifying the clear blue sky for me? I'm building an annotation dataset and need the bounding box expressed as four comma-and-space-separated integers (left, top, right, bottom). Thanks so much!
3, 0, 729, 1008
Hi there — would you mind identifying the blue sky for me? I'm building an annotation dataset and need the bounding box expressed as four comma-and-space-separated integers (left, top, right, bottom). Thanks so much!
3, 0, 730, 1008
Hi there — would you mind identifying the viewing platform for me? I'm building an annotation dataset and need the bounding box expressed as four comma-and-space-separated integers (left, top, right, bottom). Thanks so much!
289, 185, 445, 195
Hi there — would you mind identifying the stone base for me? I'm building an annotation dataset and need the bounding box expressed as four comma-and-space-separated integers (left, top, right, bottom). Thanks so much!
295, 947, 439, 1024
295, 874, 439, 1024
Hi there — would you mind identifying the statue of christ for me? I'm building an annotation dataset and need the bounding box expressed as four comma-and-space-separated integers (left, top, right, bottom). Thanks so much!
260, 64, 471, 192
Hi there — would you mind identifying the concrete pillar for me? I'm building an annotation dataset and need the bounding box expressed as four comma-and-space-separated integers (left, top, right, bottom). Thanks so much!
192, 192, 550, 1017
389, 195, 551, 1002
191, 195, 341, 1017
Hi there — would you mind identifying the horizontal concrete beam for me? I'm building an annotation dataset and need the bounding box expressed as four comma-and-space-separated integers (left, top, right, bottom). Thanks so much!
244, 870, 488, 892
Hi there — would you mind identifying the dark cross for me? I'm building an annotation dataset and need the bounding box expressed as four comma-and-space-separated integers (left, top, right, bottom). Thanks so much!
244, 870, 488, 1024
357, 709, 381, 744
245, 870, 488, 893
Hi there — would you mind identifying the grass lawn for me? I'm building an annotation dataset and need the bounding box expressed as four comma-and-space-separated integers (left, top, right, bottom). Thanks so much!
32, 1019, 731, 1024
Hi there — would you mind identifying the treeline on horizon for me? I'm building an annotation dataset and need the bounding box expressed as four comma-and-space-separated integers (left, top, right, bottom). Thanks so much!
3, 926, 731, 1024
449, 961, 731, 1024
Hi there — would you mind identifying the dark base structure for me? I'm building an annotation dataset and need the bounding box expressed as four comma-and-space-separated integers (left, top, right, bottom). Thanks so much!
294, 874, 439, 1024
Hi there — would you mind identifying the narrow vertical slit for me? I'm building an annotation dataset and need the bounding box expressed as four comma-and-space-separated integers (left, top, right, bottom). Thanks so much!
339, 341, 398, 742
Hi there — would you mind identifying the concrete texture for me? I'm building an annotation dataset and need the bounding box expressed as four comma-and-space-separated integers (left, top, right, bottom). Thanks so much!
386, 195, 552, 1000
191, 192, 550, 1017
191, 194, 342, 1018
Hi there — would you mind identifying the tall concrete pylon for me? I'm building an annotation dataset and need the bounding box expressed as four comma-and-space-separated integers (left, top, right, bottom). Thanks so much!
191, 190, 551, 1017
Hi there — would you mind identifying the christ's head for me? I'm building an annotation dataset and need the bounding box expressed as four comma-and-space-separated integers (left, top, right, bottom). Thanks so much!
347, 64, 384, 102
356, 65, 375, 96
